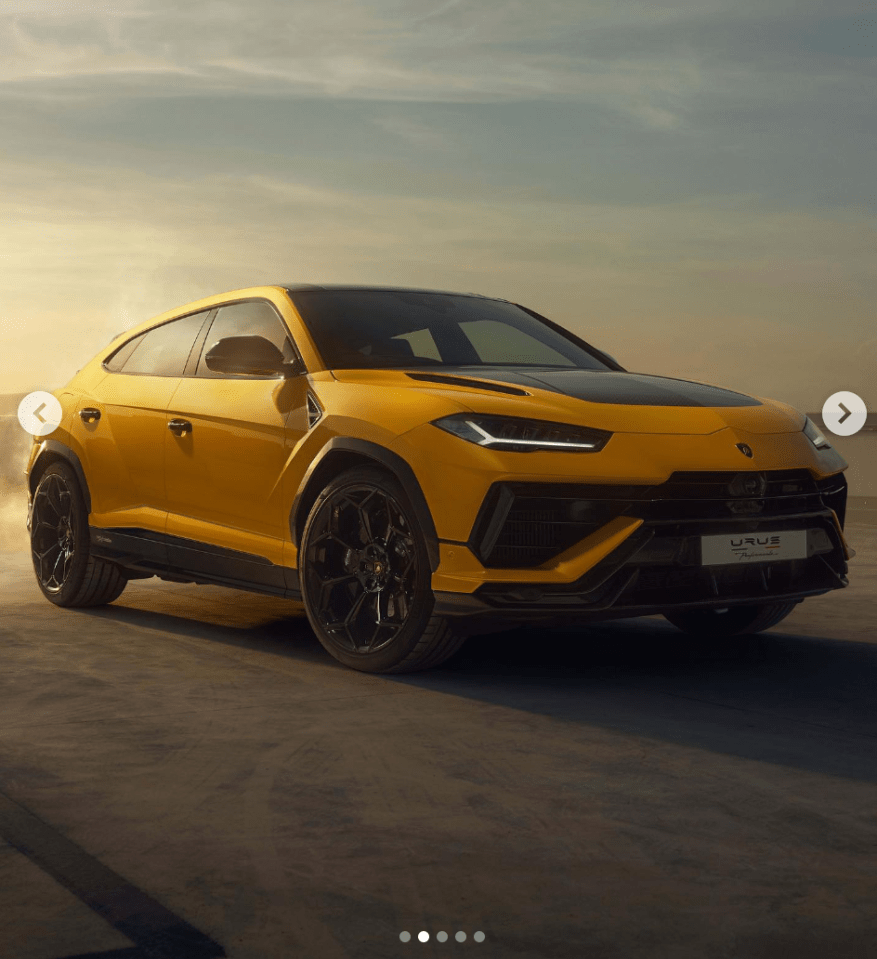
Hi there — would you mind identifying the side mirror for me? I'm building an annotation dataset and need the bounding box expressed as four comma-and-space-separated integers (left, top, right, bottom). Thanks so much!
204, 335, 288, 376
281, 355, 305, 378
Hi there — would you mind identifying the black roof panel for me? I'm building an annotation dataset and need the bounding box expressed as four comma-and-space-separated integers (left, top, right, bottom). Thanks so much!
279, 283, 501, 299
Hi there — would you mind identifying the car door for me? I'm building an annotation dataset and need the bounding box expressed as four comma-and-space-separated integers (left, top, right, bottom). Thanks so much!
163, 299, 309, 585
75, 310, 213, 538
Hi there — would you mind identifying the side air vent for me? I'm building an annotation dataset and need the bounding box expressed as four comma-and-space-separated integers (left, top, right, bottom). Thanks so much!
306, 392, 323, 429
471, 484, 622, 568
405, 372, 530, 396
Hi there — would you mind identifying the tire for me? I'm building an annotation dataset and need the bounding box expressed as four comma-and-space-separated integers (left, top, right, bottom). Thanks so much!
299, 466, 466, 673
663, 601, 799, 638
30, 460, 128, 607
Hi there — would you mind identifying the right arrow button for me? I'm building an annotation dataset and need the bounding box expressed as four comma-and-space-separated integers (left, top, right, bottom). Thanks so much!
822, 391, 867, 437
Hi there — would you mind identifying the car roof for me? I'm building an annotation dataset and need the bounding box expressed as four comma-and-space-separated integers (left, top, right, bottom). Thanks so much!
280, 284, 505, 300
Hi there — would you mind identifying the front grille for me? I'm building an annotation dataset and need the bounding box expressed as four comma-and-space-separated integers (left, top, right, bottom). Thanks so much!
471, 470, 847, 569
471, 485, 622, 568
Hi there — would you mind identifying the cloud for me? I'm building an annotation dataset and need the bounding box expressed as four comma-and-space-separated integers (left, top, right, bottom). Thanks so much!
2, 0, 871, 137
371, 115, 451, 149
0, 153, 874, 408
0, 1, 706, 126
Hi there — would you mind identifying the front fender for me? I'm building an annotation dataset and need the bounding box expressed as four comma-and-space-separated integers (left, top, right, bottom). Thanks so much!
28, 438, 92, 513
289, 436, 440, 572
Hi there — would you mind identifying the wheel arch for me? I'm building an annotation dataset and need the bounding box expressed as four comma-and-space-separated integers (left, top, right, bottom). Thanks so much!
290, 438, 440, 572
29, 440, 92, 514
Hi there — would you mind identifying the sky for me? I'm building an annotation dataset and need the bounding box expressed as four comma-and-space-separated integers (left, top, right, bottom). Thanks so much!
0, 0, 875, 411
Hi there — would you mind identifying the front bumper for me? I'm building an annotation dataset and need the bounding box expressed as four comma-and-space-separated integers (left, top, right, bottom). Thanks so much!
432, 469, 850, 624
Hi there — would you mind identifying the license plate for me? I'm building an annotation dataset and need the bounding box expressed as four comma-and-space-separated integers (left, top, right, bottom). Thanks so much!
701, 529, 808, 566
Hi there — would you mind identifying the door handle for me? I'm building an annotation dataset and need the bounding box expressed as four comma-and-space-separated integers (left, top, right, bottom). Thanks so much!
79, 408, 101, 423
168, 418, 192, 437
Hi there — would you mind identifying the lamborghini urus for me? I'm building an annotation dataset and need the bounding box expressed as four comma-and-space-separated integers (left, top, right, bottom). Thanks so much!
25, 285, 852, 672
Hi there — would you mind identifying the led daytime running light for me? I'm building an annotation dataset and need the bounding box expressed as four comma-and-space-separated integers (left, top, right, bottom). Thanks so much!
464, 419, 599, 449
432, 414, 611, 453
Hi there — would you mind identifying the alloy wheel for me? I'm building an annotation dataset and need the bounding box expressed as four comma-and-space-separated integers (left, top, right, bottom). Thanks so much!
304, 484, 419, 654
31, 472, 77, 593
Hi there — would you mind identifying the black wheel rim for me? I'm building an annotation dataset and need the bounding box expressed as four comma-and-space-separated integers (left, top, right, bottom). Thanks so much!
305, 484, 418, 654
31, 473, 76, 593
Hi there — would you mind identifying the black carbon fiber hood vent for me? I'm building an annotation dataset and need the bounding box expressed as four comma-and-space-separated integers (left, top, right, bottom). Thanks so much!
415, 368, 761, 407
405, 372, 530, 396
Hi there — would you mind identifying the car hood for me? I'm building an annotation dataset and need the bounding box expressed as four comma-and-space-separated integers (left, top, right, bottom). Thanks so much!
330, 367, 808, 435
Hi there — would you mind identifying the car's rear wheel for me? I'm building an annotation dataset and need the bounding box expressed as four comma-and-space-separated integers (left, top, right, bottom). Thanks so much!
299, 466, 465, 673
662, 601, 799, 637
30, 461, 128, 607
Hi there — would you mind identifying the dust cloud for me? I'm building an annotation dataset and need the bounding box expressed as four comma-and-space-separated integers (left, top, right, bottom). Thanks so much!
0, 397, 32, 552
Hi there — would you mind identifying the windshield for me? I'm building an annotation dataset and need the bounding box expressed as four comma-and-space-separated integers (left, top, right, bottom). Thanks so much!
290, 290, 614, 371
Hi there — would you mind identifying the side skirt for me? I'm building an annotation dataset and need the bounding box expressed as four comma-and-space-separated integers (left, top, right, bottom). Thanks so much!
89, 526, 302, 600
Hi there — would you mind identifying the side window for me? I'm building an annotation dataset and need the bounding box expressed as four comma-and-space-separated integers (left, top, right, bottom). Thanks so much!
196, 301, 297, 378
104, 332, 147, 372
119, 311, 210, 377
459, 319, 576, 366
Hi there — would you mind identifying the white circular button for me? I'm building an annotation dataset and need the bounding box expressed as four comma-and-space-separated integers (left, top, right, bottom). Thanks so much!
17, 391, 63, 437
821, 391, 867, 437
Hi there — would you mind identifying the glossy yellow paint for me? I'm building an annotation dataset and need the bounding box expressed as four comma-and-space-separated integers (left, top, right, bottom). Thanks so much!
432, 517, 644, 593
30, 285, 849, 594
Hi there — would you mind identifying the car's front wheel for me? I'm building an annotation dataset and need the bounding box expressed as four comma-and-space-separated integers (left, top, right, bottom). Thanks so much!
299, 466, 465, 673
30, 461, 128, 607
662, 601, 799, 637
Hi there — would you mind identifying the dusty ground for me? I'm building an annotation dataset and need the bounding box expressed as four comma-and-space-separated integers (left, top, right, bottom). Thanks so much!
1, 503, 876, 958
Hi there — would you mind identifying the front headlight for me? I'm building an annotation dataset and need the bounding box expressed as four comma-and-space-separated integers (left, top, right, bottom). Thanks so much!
432, 414, 612, 453
803, 416, 832, 450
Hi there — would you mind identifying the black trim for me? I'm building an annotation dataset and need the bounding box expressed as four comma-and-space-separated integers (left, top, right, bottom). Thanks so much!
183, 308, 217, 376
432, 585, 826, 624
405, 372, 531, 395
285, 284, 496, 298
458, 517, 846, 618
467, 471, 848, 568
306, 391, 323, 428
92, 527, 274, 564
29, 440, 92, 513
89, 527, 300, 598
289, 437, 441, 571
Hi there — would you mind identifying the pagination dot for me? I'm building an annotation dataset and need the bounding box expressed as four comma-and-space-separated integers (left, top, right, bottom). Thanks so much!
436, 931, 448, 942
418, 931, 430, 942
455, 931, 467, 942
474, 931, 486, 942
400, 931, 411, 942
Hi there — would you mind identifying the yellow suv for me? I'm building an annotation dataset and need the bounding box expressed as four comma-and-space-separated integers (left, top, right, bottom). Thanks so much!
26, 284, 852, 672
